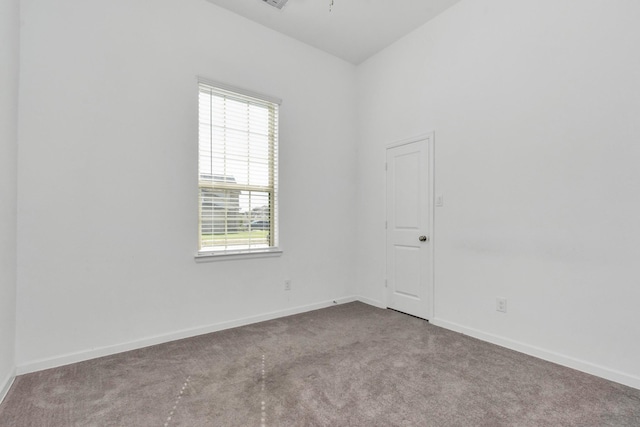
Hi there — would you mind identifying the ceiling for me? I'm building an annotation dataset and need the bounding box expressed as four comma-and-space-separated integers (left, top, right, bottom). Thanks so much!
205, 0, 462, 64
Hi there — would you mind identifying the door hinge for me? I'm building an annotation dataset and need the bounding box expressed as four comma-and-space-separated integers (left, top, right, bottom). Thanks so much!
385, 162, 388, 171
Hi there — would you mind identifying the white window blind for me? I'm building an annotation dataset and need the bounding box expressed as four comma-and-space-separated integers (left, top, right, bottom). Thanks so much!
198, 79, 279, 255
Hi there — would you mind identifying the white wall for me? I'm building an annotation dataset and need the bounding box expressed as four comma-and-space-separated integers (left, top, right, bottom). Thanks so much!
0, 0, 19, 398
356, 0, 640, 388
14, 0, 640, 391
16, 0, 357, 369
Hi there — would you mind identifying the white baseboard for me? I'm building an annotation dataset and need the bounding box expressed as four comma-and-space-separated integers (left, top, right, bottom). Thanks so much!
16, 296, 357, 375
431, 318, 640, 391
0, 369, 16, 404
18, 297, 637, 392
356, 296, 385, 309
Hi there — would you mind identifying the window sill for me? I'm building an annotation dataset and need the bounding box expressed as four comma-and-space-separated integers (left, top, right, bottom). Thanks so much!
195, 248, 283, 262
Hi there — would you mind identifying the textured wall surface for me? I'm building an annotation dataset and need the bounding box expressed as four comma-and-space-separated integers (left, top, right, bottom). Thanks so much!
16, 0, 357, 368
357, 0, 640, 387
11, 0, 640, 391
0, 0, 19, 398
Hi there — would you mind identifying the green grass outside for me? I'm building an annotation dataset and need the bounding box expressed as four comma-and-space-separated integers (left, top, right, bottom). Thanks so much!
201, 230, 269, 246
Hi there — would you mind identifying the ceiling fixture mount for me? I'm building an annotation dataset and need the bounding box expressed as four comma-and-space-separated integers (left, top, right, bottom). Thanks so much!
261, 0, 335, 13
262, 0, 288, 9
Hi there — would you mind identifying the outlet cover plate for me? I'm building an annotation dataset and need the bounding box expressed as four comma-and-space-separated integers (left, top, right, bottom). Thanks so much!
496, 297, 507, 313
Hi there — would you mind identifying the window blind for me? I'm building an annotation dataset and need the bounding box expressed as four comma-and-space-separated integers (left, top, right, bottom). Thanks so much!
198, 79, 279, 254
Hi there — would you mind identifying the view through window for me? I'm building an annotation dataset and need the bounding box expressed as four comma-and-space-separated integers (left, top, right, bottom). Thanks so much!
198, 80, 279, 254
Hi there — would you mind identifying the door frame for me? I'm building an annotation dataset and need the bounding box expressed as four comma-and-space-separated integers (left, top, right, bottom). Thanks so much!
385, 132, 435, 320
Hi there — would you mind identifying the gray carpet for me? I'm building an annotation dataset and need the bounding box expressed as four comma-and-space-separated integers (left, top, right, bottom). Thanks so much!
1, 302, 639, 426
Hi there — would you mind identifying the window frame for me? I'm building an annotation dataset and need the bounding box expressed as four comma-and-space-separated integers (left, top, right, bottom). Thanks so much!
195, 77, 282, 261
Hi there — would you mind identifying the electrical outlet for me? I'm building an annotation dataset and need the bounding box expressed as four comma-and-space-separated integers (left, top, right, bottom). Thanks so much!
496, 297, 507, 313
284, 280, 292, 291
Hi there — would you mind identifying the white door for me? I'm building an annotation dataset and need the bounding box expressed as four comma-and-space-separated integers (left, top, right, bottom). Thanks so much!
386, 135, 433, 320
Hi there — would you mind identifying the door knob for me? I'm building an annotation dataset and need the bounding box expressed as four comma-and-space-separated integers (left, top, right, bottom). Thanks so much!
419, 235, 429, 242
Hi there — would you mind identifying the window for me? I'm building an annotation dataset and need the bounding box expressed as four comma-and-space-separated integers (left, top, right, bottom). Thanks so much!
197, 79, 280, 256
